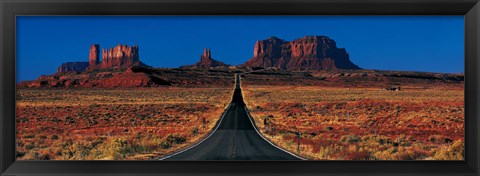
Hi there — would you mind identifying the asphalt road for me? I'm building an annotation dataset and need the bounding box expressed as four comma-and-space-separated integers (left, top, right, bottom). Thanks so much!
162, 74, 302, 160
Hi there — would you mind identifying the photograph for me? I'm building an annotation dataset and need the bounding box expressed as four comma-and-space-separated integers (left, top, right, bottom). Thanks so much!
15, 16, 464, 160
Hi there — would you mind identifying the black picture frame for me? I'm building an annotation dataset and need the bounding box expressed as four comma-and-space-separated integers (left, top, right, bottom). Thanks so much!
1, 0, 479, 175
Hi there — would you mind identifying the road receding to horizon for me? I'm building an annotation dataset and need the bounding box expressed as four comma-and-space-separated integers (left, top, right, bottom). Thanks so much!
161, 74, 303, 160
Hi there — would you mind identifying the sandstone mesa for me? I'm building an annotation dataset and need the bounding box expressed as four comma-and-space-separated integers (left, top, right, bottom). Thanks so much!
243, 36, 360, 70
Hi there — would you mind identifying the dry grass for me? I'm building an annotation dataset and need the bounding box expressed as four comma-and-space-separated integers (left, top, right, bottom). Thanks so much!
243, 85, 464, 160
16, 87, 233, 160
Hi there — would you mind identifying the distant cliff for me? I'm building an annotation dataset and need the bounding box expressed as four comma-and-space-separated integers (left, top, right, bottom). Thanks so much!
243, 36, 360, 70
57, 62, 89, 73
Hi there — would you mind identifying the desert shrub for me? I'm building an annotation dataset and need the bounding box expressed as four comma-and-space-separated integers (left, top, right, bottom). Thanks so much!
377, 137, 393, 146
394, 146, 427, 160
340, 135, 362, 144
345, 151, 371, 160
101, 138, 130, 160
25, 143, 35, 150
314, 146, 333, 159
192, 127, 199, 135
166, 134, 186, 144
339, 145, 371, 160
160, 141, 171, 149
56, 138, 107, 160
24, 134, 35, 138
428, 135, 453, 144
38, 149, 53, 160
432, 140, 464, 160
394, 134, 410, 147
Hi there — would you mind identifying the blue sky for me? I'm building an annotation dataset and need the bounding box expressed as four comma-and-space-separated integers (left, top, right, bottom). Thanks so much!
16, 16, 464, 82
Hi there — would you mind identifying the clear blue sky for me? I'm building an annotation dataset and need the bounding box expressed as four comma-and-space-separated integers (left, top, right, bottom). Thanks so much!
16, 16, 464, 82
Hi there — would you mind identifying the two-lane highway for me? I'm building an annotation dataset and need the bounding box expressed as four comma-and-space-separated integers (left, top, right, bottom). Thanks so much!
161, 74, 302, 160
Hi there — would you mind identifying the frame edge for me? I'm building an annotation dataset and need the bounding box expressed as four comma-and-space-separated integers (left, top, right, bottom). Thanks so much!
465, 1, 480, 175
1, 0, 17, 175
1, 0, 480, 176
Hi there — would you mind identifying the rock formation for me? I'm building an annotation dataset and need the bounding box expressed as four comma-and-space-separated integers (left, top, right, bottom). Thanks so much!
243, 36, 361, 70
88, 44, 100, 70
19, 37, 466, 89
57, 62, 89, 73
99, 44, 141, 69
181, 48, 229, 68
59, 44, 145, 73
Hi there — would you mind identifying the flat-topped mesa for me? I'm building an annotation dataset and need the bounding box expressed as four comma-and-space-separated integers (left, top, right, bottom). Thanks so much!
58, 44, 145, 73
99, 44, 141, 69
181, 48, 229, 68
244, 36, 361, 70
57, 62, 89, 73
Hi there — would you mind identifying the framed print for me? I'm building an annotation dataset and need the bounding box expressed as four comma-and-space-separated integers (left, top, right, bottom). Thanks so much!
1, 0, 479, 175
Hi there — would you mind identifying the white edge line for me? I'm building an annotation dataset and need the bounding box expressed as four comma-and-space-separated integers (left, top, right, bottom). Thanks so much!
158, 104, 232, 160
244, 106, 308, 160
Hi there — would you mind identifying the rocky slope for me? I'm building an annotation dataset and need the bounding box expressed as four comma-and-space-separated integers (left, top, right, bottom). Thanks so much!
17, 66, 238, 88
243, 36, 360, 70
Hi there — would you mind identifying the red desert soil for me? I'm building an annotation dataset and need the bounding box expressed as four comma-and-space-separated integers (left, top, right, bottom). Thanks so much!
16, 87, 233, 160
242, 71, 464, 160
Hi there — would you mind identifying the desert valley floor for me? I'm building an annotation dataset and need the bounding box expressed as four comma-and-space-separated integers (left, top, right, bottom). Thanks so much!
16, 68, 464, 160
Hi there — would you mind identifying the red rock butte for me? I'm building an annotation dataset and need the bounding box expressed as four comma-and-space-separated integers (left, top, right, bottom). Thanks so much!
243, 36, 361, 70
181, 48, 229, 68
58, 44, 144, 73
89, 44, 142, 70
